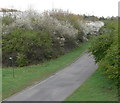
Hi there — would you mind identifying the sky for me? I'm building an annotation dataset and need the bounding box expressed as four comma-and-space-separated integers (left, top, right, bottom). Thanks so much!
0, 0, 119, 17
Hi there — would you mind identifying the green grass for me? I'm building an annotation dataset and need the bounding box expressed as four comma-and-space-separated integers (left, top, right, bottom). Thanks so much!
2, 41, 92, 100
65, 67, 118, 101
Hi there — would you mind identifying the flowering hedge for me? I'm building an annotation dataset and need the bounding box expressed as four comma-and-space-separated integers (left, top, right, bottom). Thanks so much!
2, 10, 81, 67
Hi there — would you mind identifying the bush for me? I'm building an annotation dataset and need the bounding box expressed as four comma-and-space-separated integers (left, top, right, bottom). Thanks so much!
2, 9, 103, 67
46, 10, 84, 42
89, 20, 118, 83
16, 53, 28, 67
2, 28, 53, 66
90, 34, 113, 62
100, 40, 118, 80
2, 10, 80, 67
2, 14, 15, 26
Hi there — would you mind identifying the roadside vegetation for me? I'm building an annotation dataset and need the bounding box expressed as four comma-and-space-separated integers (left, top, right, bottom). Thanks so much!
90, 20, 118, 84
66, 19, 119, 101
2, 10, 82, 67
2, 9, 102, 67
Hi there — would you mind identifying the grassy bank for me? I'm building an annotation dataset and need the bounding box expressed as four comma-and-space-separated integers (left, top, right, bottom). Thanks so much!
65, 67, 118, 101
2, 41, 91, 99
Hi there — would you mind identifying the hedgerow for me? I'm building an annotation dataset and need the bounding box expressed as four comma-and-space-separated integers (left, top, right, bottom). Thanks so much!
2, 10, 80, 67
90, 20, 118, 82
2, 9, 103, 67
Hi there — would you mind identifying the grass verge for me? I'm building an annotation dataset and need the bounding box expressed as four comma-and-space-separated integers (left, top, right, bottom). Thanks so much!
2, 41, 92, 99
65, 67, 118, 101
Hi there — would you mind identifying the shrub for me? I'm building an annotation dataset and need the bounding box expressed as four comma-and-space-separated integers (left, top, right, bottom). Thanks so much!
2, 28, 53, 66
3, 9, 104, 67
89, 20, 118, 83
16, 53, 28, 67
46, 10, 84, 42
100, 40, 118, 81
90, 34, 113, 62
2, 14, 15, 26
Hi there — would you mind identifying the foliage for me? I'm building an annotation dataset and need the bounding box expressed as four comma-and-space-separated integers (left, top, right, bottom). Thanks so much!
2, 14, 15, 26
45, 9, 84, 42
2, 9, 104, 67
16, 53, 28, 67
80, 21, 104, 41
90, 34, 113, 62
2, 28, 53, 66
100, 41, 118, 80
90, 20, 118, 82
2, 10, 80, 67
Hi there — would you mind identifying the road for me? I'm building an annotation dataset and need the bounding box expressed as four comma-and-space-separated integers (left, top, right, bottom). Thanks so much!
5, 53, 98, 101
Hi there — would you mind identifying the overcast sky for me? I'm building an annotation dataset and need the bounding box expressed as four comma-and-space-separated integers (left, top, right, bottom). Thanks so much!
0, 0, 119, 17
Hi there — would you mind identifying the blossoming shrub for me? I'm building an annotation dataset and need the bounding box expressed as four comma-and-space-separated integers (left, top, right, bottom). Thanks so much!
2, 10, 80, 67
47, 10, 84, 42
